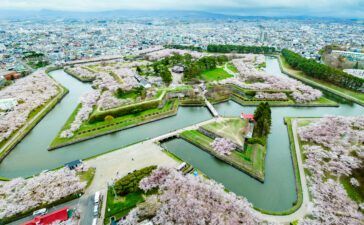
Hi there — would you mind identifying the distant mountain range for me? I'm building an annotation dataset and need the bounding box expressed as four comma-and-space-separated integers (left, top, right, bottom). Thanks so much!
0, 9, 361, 21
0, 9, 232, 20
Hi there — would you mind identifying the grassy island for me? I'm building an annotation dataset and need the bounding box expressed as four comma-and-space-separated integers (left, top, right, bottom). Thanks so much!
180, 117, 266, 182
210, 84, 338, 107
49, 100, 179, 150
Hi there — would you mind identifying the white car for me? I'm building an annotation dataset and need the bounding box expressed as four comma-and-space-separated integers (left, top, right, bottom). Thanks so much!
92, 218, 97, 225
94, 191, 100, 204
32, 208, 47, 217
93, 205, 99, 217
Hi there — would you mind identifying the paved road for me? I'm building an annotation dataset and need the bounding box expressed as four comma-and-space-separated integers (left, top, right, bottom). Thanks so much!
79, 194, 96, 225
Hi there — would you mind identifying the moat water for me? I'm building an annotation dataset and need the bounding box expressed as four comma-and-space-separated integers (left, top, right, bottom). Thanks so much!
0, 57, 362, 212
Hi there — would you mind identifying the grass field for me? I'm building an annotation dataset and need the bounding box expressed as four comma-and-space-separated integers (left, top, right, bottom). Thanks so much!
180, 129, 266, 181
201, 118, 248, 146
226, 63, 239, 73
104, 189, 144, 224
49, 100, 179, 149
77, 167, 96, 188
200, 67, 233, 82
278, 55, 364, 106
117, 91, 139, 100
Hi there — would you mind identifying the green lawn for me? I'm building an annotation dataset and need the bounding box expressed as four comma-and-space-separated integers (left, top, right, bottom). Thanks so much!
227, 63, 239, 73
104, 188, 144, 224
201, 118, 248, 146
231, 91, 338, 107
77, 167, 96, 188
340, 173, 364, 205
279, 55, 364, 106
180, 129, 266, 181
50, 100, 179, 149
117, 91, 139, 100
200, 68, 233, 82
256, 62, 266, 70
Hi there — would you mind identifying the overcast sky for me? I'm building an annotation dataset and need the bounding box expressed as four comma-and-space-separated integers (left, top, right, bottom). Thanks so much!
0, 0, 363, 18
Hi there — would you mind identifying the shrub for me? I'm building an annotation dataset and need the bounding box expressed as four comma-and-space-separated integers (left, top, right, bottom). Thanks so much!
105, 115, 114, 121
246, 137, 266, 146
89, 99, 160, 123
114, 166, 157, 196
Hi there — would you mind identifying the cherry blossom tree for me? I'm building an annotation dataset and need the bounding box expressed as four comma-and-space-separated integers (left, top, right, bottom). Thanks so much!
145, 49, 204, 61
0, 70, 59, 143
297, 116, 364, 225
120, 167, 268, 225
254, 92, 288, 100
220, 57, 322, 103
210, 137, 237, 155
0, 168, 86, 219
66, 67, 96, 80
60, 90, 101, 138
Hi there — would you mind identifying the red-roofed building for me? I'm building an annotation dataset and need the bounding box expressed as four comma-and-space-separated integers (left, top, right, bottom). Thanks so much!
22, 207, 69, 225
241, 113, 254, 122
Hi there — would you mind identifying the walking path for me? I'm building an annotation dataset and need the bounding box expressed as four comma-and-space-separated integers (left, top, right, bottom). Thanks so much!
83, 141, 179, 225
204, 98, 219, 117
224, 63, 238, 78
154, 117, 224, 141
256, 118, 311, 223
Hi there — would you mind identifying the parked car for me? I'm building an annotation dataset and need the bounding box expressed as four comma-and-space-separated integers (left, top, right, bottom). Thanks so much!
94, 191, 100, 204
32, 208, 47, 217
93, 205, 99, 217
92, 218, 97, 225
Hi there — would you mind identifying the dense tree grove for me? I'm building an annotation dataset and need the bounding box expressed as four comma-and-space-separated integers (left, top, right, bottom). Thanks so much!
164, 44, 203, 52
253, 102, 272, 138
150, 52, 228, 81
184, 55, 228, 80
281, 49, 364, 91
114, 166, 157, 196
149, 53, 193, 84
119, 167, 266, 225
207, 44, 276, 54
153, 63, 172, 84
